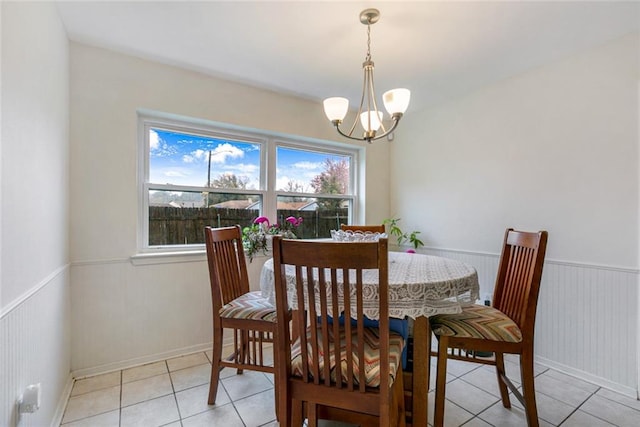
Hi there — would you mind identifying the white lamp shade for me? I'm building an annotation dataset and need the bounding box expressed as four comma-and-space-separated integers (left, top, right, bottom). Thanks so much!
323, 97, 349, 122
360, 110, 383, 132
383, 88, 411, 115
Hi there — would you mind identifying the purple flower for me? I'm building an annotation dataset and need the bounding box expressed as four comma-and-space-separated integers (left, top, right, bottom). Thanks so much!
253, 216, 270, 228
285, 216, 303, 227
406, 249, 416, 254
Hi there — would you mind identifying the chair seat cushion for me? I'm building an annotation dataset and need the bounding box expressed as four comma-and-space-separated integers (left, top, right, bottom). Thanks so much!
219, 291, 277, 322
430, 304, 522, 343
291, 326, 405, 388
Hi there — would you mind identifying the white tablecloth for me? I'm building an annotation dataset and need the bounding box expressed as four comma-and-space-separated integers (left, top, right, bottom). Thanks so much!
260, 251, 480, 320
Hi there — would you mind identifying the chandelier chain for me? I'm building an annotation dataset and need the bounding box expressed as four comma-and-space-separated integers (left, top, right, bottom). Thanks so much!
366, 22, 371, 61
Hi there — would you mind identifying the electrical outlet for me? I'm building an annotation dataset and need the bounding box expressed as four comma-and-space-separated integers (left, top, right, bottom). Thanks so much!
18, 383, 41, 414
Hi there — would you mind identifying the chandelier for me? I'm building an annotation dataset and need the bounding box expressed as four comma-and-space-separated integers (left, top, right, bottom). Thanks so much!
323, 8, 410, 143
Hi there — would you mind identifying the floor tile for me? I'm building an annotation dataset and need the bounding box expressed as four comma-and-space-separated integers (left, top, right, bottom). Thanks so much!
444, 378, 500, 415
459, 366, 503, 398
120, 394, 180, 427
121, 373, 174, 407
596, 387, 640, 411
60, 409, 120, 427
71, 371, 121, 396
580, 394, 640, 427
427, 390, 474, 427
460, 417, 493, 426
511, 390, 575, 425
170, 363, 212, 392
561, 409, 616, 426
544, 368, 599, 394
477, 401, 552, 427
533, 370, 594, 408
167, 352, 210, 372
181, 403, 244, 427
221, 370, 273, 401
175, 383, 230, 419
62, 385, 121, 424
234, 389, 276, 427
58, 350, 638, 427
445, 359, 481, 378
122, 361, 168, 383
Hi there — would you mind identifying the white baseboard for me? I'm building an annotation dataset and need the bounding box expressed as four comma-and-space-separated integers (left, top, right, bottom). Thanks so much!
72, 342, 212, 379
50, 373, 74, 427
536, 356, 638, 399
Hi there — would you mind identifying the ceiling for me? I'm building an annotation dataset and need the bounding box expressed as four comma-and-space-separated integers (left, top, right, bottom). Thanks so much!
55, 1, 639, 114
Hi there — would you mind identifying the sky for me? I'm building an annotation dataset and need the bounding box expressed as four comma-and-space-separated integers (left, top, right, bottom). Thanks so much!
149, 128, 350, 193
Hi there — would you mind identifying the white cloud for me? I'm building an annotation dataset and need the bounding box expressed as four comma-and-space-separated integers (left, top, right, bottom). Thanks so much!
149, 130, 159, 151
293, 161, 321, 170
210, 143, 244, 163
182, 149, 207, 163
182, 143, 244, 165
225, 163, 259, 174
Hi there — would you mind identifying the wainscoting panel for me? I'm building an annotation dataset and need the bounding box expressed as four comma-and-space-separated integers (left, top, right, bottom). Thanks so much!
0, 267, 72, 427
70, 258, 212, 377
421, 246, 639, 397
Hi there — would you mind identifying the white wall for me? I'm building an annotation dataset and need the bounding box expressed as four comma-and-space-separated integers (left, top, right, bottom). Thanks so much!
68, 43, 390, 374
393, 33, 640, 395
0, 2, 71, 426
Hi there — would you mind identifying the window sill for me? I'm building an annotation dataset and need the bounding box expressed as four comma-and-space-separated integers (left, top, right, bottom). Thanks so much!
130, 250, 207, 266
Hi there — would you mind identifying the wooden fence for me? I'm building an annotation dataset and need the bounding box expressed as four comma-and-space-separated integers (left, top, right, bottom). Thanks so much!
149, 207, 349, 245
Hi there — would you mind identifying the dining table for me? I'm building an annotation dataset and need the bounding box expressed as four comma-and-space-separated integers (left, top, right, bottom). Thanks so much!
260, 249, 480, 426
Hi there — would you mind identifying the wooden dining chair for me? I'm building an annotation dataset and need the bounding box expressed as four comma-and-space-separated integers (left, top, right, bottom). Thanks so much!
272, 236, 406, 427
340, 223, 386, 233
204, 225, 279, 406
429, 228, 548, 427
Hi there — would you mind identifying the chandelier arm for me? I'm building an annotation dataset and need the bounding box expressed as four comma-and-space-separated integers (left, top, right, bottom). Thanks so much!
334, 122, 372, 142
367, 66, 387, 134
335, 115, 402, 144
370, 116, 400, 141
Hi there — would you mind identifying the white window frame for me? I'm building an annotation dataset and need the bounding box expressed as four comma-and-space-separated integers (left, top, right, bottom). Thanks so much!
136, 110, 360, 254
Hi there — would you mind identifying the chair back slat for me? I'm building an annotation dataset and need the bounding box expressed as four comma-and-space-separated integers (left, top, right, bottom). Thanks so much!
204, 226, 250, 309
272, 237, 391, 398
493, 229, 548, 339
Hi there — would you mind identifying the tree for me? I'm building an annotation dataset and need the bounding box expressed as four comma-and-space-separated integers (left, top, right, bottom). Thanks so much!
210, 174, 249, 189
281, 180, 306, 193
205, 173, 250, 206
310, 159, 349, 209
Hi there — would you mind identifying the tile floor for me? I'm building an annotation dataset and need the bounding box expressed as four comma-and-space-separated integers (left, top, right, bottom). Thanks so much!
60, 346, 640, 427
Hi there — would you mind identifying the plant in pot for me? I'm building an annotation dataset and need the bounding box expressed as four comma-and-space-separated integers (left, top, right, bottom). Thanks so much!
383, 217, 424, 252
242, 215, 303, 262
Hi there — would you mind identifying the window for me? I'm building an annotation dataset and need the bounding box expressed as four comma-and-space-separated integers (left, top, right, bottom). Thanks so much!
138, 112, 359, 252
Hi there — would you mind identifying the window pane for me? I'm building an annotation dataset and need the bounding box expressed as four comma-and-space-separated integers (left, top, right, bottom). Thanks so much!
149, 128, 261, 189
276, 147, 350, 194
276, 195, 349, 239
148, 189, 260, 245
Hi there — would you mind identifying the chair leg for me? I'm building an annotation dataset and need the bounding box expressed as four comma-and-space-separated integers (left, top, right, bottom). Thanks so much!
291, 399, 304, 427
208, 326, 224, 405
520, 352, 539, 427
237, 329, 249, 374
495, 352, 511, 408
433, 336, 449, 427
307, 403, 318, 427
392, 369, 407, 427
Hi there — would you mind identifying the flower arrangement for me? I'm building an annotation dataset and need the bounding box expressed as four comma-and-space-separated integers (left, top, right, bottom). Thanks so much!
242, 215, 303, 261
